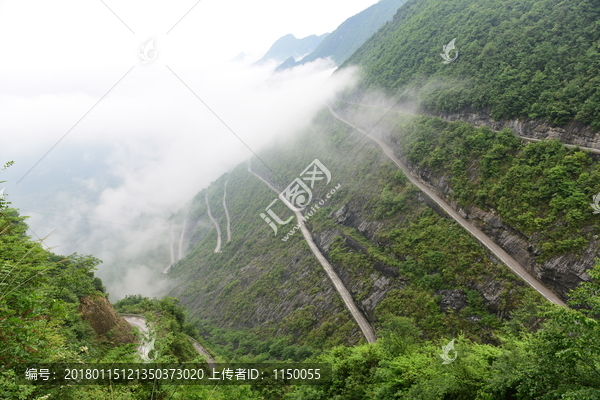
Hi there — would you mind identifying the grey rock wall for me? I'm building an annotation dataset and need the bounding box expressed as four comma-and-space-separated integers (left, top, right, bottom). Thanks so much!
436, 107, 600, 149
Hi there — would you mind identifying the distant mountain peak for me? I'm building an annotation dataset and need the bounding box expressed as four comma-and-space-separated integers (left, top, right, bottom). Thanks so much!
276, 0, 407, 71
254, 33, 329, 66
230, 52, 250, 63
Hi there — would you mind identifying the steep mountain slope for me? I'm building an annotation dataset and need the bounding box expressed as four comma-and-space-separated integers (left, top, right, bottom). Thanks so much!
278, 0, 407, 70
254, 33, 329, 65
247, 164, 378, 343
331, 100, 600, 301
341, 0, 600, 131
0, 176, 254, 398
160, 1, 600, 395
166, 108, 549, 359
332, 0, 600, 303
327, 104, 566, 307
161, 98, 600, 397
3, 0, 599, 395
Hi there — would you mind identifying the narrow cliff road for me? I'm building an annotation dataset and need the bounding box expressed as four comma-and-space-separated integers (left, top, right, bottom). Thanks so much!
223, 181, 232, 243
247, 165, 377, 343
515, 136, 600, 154
188, 336, 216, 368
166, 220, 175, 273
205, 194, 222, 253
327, 105, 567, 307
178, 216, 188, 261
340, 100, 600, 154
121, 314, 154, 362
122, 313, 215, 366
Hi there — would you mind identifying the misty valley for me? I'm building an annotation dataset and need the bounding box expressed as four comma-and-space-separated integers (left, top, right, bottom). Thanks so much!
2, 0, 600, 399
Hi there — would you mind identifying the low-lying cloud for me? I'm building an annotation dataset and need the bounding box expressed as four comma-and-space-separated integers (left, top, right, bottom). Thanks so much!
1, 55, 358, 300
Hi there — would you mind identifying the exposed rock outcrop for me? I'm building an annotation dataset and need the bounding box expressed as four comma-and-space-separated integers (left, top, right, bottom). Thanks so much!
314, 223, 406, 321
382, 116, 596, 301
434, 106, 600, 150
79, 295, 136, 344
335, 103, 596, 302
437, 289, 468, 312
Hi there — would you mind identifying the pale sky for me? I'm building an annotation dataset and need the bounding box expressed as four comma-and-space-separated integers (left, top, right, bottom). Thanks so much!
0, 0, 381, 69
0, 0, 382, 299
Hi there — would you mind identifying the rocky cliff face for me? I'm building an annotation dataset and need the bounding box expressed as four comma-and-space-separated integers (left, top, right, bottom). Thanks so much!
79, 295, 136, 344
312, 219, 406, 320
383, 125, 596, 302
334, 102, 597, 302
313, 194, 511, 314
435, 107, 600, 150
451, 199, 594, 300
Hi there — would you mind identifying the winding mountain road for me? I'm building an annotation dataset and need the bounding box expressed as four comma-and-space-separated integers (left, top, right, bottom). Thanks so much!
178, 216, 188, 261
327, 105, 566, 307
205, 194, 222, 253
169, 221, 175, 266
341, 100, 600, 154
121, 314, 155, 362
247, 165, 377, 343
122, 313, 215, 366
163, 221, 176, 274
188, 336, 216, 368
223, 181, 232, 243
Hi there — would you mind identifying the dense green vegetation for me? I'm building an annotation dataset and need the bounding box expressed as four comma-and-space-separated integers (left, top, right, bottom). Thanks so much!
400, 117, 600, 260
284, 263, 600, 399
159, 106, 600, 397
4, 152, 597, 399
343, 0, 600, 129
5, 0, 600, 397
164, 98, 600, 397
0, 168, 107, 366
303, 151, 541, 343
0, 167, 258, 398
340, 103, 600, 265
166, 107, 548, 368
0, 167, 138, 398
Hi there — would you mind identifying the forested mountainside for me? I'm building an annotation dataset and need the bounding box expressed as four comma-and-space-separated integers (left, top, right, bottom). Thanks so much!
163, 105, 600, 398
169, 109, 544, 347
4, 109, 600, 398
162, 0, 600, 397
333, 101, 600, 300
342, 0, 600, 131
4, 0, 600, 397
0, 184, 227, 398
277, 0, 406, 70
